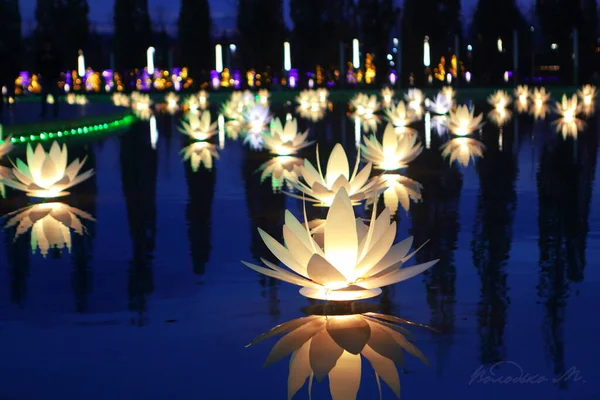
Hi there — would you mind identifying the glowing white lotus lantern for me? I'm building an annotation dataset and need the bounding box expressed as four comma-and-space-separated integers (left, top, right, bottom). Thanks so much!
578, 84, 596, 115
66, 93, 76, 105
530, 87, 551, 119
441, 137, 485, 167
426, 93, 453, 115
296, 89, 328, 122
3, 202, 94, 258
263, 118, 314, 156
487, 90, 512, 126
404, 89, 424, 118
514, 85, 530, 113
165, 92, 180, 113
259, 156, 304, 192
350, 93, 381, 134
384, 101, 417, 134
242, 187, 438, 301
317, 88, 329, 105
112, 92, 130, 108
554, 94, 584, 140
242, 104, 271, 150
75, 94, 88, 106
447, 105, 484, 136
181, 141, 219, 172
185, 95, 201, 114
258, 89, 270, 106
441, 86, 455, 104
0, 142, 94, 198
179, 111, 218, 141
46, 94, 55, 104
247, 311, 430, 400
381, 87, 395, 109
361, 123, 423, 171
132, 93, 152, 120
288, 144, 387, 207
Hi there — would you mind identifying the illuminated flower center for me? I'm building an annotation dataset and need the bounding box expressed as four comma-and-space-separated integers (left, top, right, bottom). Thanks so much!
357, 105, 365, 115
457, 119, 470, 136
564, 109, 575, 122
535, 98, 543, 108
584, 95, 592, 106
519, 94, 527, 105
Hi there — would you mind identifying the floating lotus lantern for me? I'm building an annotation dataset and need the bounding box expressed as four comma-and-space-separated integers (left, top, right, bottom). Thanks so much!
426, 93, 453, 115
441, 86, 455, 104
66, 93, 76, 105
514, 85, 530, 113
258, 89, 270, 106
317, 88, 329, 105
75, 94, 88, 106
447, 105, 484, 136
247, 310, 430, 400
384, 101, 417, 134
112, 92, 130, 108
242, 90, 255, 107
530, 87, 551, 119
487, 90, 512, 126
165, 92, 180, 113
0, 141, 94, 198
368, 173, 423, 214
179, 110, 218, 141
405, 89, 424, 118
381, 87, 395, 109
242, 187, 438, 301
361, 123, 423, 171
296, 89, 328, 122
198, 90, 209, 110
263, 117, 314, 156
185, 95, 201, 114
441, 105, 485, 167
3, 202, 94, 257
578, 84, 596, 115
242, 104, 271, 150
554, 94, 584, 140
181, 141, 219, 172
288, 144, 387, 207
350, 94, 380, 134
132, 93, 152, 120
259, 156, 304, 192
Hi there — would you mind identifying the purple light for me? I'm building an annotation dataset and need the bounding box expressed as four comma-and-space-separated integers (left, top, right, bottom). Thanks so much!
233, 70, 241, 89
210, 70, 220, 89
389, 71, 397, 85
289, 69, 298, 88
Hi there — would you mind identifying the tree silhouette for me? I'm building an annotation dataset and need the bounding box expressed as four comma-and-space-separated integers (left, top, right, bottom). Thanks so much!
236, 0, 285, 74
114, 0, 152, 75
0, 0, 21, 108
178, 0, 212, 86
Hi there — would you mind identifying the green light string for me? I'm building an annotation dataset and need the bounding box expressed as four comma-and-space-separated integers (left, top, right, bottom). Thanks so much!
0, 114, 137, 145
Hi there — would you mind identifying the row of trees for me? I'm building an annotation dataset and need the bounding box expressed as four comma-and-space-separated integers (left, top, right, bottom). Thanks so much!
0, 0, 597, 88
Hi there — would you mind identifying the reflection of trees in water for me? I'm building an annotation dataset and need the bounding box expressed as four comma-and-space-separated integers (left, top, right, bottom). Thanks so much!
184, 151, 216, 275
119, 121, 158, 326
407, 136, 461, 375
0, 193, 31, 306
243, 149, 285, 319
471, 124, 518, 365
68, 144, 98, 313
536, 120, 597, 386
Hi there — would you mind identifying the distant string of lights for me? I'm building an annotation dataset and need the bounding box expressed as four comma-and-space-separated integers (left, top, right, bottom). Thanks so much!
0, 114, 137, 145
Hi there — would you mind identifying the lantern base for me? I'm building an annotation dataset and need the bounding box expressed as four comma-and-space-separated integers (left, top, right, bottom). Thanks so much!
27, 190, 70, 199
299, 287, 382, 301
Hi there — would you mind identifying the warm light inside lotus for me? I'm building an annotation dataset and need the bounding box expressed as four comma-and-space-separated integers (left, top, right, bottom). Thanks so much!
514, 85, 530, 113
381, 87, 394, 108
488, 90, 511, 114
578, 84, 596, 107
248, 309, 430, 400
554, 94, 584, 139
4, 202, 95, 257
442, 86, 455, 104
531, 88, 551, 119
288, 144, 387, 207
165, 92, 179, 111
385, 101, 417, 134
263, 118, 314, 156
361, 123, 423, 171
1, 142, 94, 198
447, 105, 483, 136
179, 110, 217, 141
242, 187, 438, 300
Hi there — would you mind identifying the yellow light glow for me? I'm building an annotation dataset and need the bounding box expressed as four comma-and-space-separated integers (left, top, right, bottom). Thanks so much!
361, 123, 423, 171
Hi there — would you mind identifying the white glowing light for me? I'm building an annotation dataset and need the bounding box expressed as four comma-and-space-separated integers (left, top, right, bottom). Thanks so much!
497, 38, 503, 53
423, 37, 431, 67
77, 50, 85, 78
466, 71, 472, 83
289, 75, 296, 88
446, 73, 452, 84
218, 114, 225, 149
353, 38, 360, 69
146, 47, 155, 75
215, 44, 223, 73
425, 112, 431, 149
283, 42, 291, 71
150, 115, 158, 150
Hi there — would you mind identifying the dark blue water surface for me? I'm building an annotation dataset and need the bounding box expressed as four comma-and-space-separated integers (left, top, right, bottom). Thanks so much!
0, 101, 599, 400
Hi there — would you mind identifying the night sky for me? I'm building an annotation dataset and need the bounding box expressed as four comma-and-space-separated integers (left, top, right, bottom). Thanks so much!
18, 0, 538, 33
